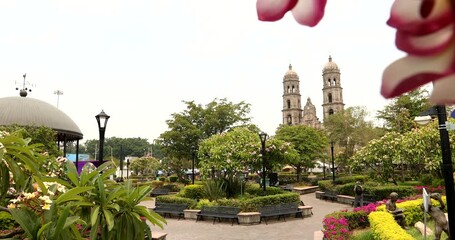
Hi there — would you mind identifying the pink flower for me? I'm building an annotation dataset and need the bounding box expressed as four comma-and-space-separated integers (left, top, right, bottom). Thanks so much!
256, 0, 327, 27
381, 0, 455, 104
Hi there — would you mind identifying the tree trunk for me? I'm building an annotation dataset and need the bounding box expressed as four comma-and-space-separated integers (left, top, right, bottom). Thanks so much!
296, 165, 302, 182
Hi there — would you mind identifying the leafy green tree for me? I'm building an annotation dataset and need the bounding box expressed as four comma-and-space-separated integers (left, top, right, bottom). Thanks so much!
129, 157, 161, 177
323, 106, 383, 172
274, 124, 328, 181
0, 125, 60, 157
83, 137, 151, 160
198, 127, 298, 180
377, 88, 430, 133
158, 98, 252, 169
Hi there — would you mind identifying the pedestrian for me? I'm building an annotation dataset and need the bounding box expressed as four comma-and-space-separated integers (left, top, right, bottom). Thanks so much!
353, 181, 363, 207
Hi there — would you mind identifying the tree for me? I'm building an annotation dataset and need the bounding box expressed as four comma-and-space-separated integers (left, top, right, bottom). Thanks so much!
158, 98, 251, 168
377, 88, 431, 133
274, 124, 328, 182
198, 127, 298, 180
323, 106, 383, 172
129, 157, 161, 177
83, 137, 151, 160
0, 124, 60, 157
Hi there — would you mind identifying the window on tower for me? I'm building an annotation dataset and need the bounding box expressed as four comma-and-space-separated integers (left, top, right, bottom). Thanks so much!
292, 85, 295, 93
287, 99, 291, 109
333, 78, 336, 85
329, 109, 334, 115
287, 86, 290, 93
287, 115, 292, 125
328, 93, 332, 103
327, 79, 331, 86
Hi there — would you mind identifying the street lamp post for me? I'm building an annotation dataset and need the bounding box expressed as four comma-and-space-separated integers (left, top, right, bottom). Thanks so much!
191, 147, 196, 185
258, 132, 268, 194
95, 110, 110, 166
126, 158, 130, 179
330, 141, 335, 183
416, 105, 455, 238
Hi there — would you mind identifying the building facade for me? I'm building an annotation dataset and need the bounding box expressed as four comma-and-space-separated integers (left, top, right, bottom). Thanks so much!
282, 56, 344, 127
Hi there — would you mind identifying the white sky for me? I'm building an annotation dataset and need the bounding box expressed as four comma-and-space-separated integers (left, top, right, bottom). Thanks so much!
0, 1, 411, 143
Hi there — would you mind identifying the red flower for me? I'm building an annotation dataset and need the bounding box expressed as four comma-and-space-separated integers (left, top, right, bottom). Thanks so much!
256, 0, 327, 27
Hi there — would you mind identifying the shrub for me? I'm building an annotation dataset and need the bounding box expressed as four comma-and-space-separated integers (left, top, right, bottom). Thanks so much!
322, 214, 351, 240
169, 175, 178, 183
160, 184, 180, 192
158, 177, 165, 182
244, 184, 285, 196
202, 180, 226, 201
0, 211, 15, 230
419, 174, 433, 185
240, 192, 300, 212
368, 211, 413, 240
195, 199, 217, 209
156, 195, 197, 209
151, 180, 164, 189
179, 184, 204, 200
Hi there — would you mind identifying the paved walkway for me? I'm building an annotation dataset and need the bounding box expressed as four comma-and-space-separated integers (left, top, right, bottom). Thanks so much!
143, 193, 351, 240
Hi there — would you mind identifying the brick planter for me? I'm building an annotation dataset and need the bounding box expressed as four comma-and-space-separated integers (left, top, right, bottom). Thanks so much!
184, 209, 200, 220
237, 212, 261, 225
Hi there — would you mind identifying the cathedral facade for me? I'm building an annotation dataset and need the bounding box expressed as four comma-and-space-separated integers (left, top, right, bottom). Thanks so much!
282, 56, 345, 128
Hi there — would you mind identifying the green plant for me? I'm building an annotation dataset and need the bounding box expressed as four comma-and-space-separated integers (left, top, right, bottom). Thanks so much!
202, 180, 226, 201
169, 175, 178, 183
179, 185, 204, 200
0, 211, 16, 230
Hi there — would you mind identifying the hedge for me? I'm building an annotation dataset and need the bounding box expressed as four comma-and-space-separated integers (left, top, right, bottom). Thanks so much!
155, 195, 198, 209
369, 211, 413, 240
178, 184, 204, 200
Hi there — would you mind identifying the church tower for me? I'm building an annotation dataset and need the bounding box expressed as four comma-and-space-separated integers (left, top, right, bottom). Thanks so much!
322, 56, 344, 121
282, 64, 302, 125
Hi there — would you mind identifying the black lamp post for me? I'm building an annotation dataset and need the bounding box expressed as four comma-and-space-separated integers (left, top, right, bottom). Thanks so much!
191, 146, 197, 185
330, 141, 335, 183
95, 110, 110, 165
258, 132, 268, 194
416, 105, 455, 238
126, 158, 130, 179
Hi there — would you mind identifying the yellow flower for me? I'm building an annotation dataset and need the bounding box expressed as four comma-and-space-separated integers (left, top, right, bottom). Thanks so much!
39, 195, 53, 204
7, 203, 16, 209
42, 204, 51, 210
24, 192, 36, 199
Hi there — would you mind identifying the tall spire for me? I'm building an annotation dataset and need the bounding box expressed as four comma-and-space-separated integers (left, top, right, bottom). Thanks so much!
328, 55, 332, 62
289, 64, 292, 70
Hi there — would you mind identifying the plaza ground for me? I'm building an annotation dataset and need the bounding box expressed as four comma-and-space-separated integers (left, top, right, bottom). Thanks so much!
143, 193, 351, 240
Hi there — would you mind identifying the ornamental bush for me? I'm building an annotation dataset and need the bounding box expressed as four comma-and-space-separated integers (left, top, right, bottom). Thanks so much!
322, 213, 351, 240
0, 211, 15, 230
368, 211, 413, 240
179, 184, 204, 200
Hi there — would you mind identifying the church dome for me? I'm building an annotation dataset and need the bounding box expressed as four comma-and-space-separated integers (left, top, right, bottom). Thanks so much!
0, 96, 83, 141
284, 64, 299, 78
323, 56, 340, 72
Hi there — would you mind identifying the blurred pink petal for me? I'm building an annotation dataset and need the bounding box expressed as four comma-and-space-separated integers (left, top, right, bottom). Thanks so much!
395, 24, 454, 55
388, 0, 453, 35
291, 0, 327, 27
256, 0, 326, 27
256, 0, 297, 21
429, 75, 455, 104
381, 43, 455, 98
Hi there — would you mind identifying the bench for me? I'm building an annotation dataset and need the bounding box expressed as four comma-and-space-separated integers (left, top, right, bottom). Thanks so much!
196, 206, 241, 225
259, 203, 303, 225
151, 187, 170, 197
153, 203, 188, 220
321, 190, 338, 202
